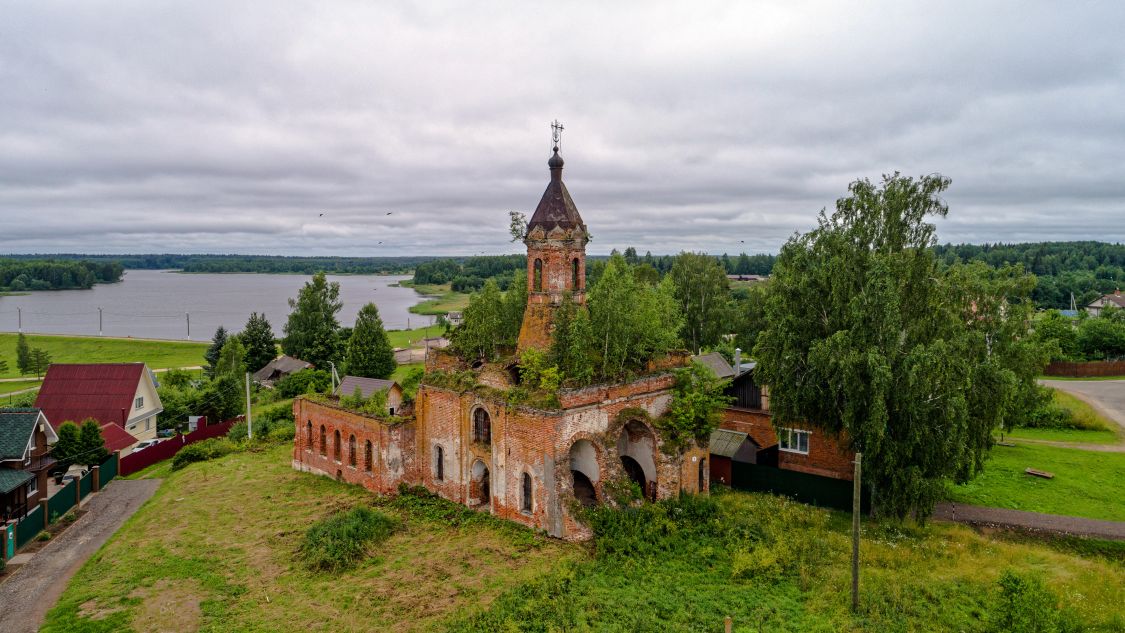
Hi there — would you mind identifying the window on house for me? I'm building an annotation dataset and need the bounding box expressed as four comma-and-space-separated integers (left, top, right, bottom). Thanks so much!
145, 418, 151, 431
533, 258, 543, 291
521, 473, 533, 513
135, 396, 144, 409
27, 477, 37, 496
365, 440, 373, 472
572, 258, 580, 290
319, 426, 327, 456
435, 445, 445, 481
348, 435, 357, 468
472, 408, 491, 444
334, 430, 342, 462
778, 428, 811, 454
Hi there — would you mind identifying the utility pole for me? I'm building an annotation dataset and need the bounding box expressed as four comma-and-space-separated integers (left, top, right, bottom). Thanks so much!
186, 313, 191, 340
98, 307, 103, 336
245, 372, 253, 440
851, 452, 863, 612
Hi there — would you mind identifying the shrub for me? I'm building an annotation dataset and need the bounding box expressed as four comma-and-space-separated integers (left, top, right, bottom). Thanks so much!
298, 506, 398, 572
987, 570, 1079, 633
171, 438, 235, 470
268, 423, 296, 442
276, 369, 332, 398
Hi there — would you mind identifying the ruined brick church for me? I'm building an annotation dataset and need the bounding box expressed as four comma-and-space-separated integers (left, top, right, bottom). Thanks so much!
293, 140, 707, 540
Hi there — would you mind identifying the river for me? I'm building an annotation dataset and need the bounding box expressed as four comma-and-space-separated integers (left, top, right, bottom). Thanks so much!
0, 270, 433, 340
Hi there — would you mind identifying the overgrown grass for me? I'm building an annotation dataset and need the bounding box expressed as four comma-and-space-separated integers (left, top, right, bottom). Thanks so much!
0, 333, 206, 379
1050, 389, 1115, 431
947, 442, 1125, 520
299, 506, 398, 572
42, 444, 570, 632
391, 362, 423, 383
452, 489, 1125, 632
1005, 426, 1120, 445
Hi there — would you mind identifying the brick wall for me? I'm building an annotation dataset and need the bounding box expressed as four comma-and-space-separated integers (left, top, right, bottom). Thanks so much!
719, 407, 855, 481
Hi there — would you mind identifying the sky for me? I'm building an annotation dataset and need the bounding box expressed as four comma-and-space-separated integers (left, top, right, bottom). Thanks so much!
2, 1, 1124, 257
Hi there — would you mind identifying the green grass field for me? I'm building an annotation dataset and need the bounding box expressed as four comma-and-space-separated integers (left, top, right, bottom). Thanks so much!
947, 442, 1125, 521
385, 325, 445, 349
0, 333, 207, 379
0, 379, 40, 396
400, 282, 471, 316
1005, 426, 1120, 444
42, 444, 1125, 632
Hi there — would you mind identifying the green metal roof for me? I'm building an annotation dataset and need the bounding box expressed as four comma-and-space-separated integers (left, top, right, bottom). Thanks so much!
0, 468, 34, 494
0, 408, 41, 462
709, 429, 751, 458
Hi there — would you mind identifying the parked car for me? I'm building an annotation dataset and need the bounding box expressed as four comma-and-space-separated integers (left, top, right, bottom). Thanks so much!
157, 429, 177, 438
54, 472, 79, 486
132, 439, 162, 453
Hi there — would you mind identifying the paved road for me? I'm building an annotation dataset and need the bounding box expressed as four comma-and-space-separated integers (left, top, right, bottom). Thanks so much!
1040, 379, 1125, 434
0, 479, 161, 633
935, 502, 1125, 540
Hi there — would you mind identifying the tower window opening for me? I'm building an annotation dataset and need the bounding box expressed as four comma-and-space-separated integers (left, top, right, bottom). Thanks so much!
572, 258, 580, 290
533, 258, 543, 291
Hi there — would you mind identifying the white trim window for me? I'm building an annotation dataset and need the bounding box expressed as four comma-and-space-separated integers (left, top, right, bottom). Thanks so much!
26, 477, 38, 496
778, 428, 811, 454
135, 396, 144, 410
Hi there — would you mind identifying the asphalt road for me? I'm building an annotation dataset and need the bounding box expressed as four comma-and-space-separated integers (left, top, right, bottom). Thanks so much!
0, 478, 161, 633
1040, 379, 1125, 434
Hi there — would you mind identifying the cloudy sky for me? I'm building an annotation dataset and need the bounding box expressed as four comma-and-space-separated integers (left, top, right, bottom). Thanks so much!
2, 1, 1123, 257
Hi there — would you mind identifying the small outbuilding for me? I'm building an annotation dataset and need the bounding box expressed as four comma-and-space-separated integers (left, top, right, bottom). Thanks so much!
253, 355, 314, 387
708, 428, 759, 485
334, 376, 404, 416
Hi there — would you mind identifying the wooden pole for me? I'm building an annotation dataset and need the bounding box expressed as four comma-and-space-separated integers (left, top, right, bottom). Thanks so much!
723, 615, 732, 633
851, 452, 863, 612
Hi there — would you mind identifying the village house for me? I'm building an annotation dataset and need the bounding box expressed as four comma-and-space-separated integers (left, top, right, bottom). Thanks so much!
253, 355, 313, 387
1086, 289, 1125, 317
293, 143, 708, 540
35, 363, 163, 456
0, 408, 58, 523
334, 376, 404, 417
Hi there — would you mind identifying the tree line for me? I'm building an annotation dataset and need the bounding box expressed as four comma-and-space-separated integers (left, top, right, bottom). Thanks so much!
0, 259, 122, 291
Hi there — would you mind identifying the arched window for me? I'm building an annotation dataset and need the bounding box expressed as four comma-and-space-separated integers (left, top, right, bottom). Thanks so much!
319, 425, 326, 456
364, 440, 373, 472
435, 445, 445, 481
333, 430, 341, 462
472, 408, 491, 444
306, 421, 312, 450
572, 258, 580, 290
348, 434, 357, 468
533, 258, 543, 291
521, 473, 533, 513
698, 458, 706, 491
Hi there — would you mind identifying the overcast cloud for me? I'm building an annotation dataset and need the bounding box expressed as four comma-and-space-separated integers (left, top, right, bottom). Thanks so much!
1, 1, 1123, 256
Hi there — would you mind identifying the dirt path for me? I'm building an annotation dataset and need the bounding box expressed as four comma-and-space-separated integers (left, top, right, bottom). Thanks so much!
0, 479, 161, 633
934, 502, 1125, 540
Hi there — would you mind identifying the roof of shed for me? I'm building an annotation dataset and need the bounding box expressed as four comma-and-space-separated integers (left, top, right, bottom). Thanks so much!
709, 429, 751, 458
692, 352, 736, 379
335, 376, 399, 399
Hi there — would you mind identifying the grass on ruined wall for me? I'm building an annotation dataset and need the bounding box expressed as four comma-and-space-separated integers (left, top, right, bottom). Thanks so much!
451, 488, 1125, 633
947, 442, 1125, 521
0, 333, 207, 379
41, 443, 574, 633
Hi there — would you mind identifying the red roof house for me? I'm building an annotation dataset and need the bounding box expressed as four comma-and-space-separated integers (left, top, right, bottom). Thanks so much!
35, 363, 164, 455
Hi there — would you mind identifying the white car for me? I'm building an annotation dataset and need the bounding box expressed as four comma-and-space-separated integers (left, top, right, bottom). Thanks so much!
132, 439, 162, 452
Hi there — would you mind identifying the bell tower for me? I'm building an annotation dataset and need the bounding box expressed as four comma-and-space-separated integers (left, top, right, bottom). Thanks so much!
517, 121, 588, 353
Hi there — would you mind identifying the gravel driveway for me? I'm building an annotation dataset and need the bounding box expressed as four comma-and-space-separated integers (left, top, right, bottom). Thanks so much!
0, 478, 161, 633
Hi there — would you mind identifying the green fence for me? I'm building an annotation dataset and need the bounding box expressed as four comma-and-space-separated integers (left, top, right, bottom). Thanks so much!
16, 505, 42, 549
731, 462, 871, 514
48, 479, 77, 522
79, 471, 94, 499
100, 453, 118, 486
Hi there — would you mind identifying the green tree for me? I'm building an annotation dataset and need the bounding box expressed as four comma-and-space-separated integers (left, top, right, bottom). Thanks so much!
241, 312, 277, 373
52, 421, 82, 468
77, 419, 108, 466
451, 279, 505, 360
214, 337, 247, 379
549, 294, 595, 386
1077, 315, 1125, 359
346, 303, 396, 379
657, 361, 733, 450
754, 173, 1036, 520
28, 347, 51, 379
204, 326, 228, 377
1032, 310, 1080, 360
16, 332, 31, 375
196, 374, 244, 422
587, 254, 683, 380
282, 272, 344, 369
499, 269, 528, 348
669, 252, 732, 352
0, 358, 6, 374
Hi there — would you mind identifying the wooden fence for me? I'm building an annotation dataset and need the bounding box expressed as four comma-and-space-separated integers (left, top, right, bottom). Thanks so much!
118, 419, 237, 476
1044, 361, 1125, 377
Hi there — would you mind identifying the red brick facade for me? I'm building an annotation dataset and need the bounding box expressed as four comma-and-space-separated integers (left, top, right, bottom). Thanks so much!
719, 406, 855, 480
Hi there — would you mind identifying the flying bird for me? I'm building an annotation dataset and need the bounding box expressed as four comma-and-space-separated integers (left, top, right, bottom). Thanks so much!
386, 212, 393, 215
319, 212, 325, 217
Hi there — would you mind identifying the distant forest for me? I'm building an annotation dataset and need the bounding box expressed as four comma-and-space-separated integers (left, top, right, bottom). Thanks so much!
0, 259, 123, 291
934, 241, 1125, 309
4, 242, 1122, 309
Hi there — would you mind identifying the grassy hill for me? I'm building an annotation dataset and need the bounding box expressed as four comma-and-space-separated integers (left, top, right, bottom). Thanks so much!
41, 443, 1124, 632
0, 333, 207, 379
